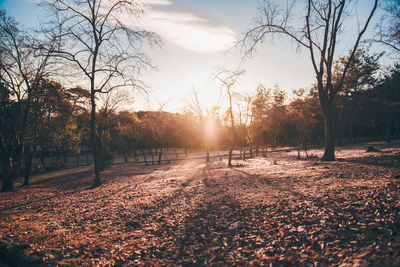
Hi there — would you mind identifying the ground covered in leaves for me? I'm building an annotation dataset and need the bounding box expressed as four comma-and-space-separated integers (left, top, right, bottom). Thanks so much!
1, 142, 400, 266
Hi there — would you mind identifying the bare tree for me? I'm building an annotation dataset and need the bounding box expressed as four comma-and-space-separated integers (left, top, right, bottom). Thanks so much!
214, 69, 244, 167
239, 0, 378, 160
41, 0, 158, 186
375, 0, 400, 54
0, 10, 54, 191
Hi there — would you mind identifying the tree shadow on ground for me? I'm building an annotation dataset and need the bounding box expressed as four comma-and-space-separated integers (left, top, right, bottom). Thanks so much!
0, 162, 175, 213
337, 153, 400, 169
131, 164, 323, 265
149, 165, 400, 265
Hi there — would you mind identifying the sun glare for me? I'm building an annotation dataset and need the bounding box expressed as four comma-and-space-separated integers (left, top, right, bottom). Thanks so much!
204, 115, 218, 144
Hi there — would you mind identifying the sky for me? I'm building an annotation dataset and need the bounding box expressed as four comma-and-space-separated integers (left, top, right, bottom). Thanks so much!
0, 0, 389, 112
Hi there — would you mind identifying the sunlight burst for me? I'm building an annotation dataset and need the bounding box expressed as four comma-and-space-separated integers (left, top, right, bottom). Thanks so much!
204, 115, 218, 144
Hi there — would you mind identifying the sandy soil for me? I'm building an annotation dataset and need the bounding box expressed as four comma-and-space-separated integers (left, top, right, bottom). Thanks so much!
0, 142, 399, 266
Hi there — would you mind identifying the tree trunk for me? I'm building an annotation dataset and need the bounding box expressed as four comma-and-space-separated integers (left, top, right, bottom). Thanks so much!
90, 90, 101, 187
227, 86, 236, 168
98, 130, 104, 171
297, 146, 301, 160
321, 105, 336, 161
228, 149, 233, 167
206, 148, 210, 162
142, 150, 148, 166
228, 130, 237, 167
303, 140, 309, 158
394, 120, 400, 137
40, 152, 46, 169
23, 148, 35, 186
149, 148, 154, 165
158, 151, 162, 164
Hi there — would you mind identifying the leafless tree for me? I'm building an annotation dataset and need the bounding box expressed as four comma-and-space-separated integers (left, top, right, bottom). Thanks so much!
214, 68, 245, 167
375, 0, 400, 54
238, 0, 378, 161
41, 0, 158, 186
0, 10, 54, 191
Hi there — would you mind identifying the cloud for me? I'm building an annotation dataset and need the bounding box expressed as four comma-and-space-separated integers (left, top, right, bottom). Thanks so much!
147, 0, 171, 6
143, 2, 236, 53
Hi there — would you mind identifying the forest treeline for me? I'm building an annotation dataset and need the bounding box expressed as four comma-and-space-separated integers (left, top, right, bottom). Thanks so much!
1, 47, 399, 191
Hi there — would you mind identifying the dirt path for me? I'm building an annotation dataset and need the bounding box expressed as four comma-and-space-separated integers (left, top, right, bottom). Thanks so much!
0, 143, 399, 266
